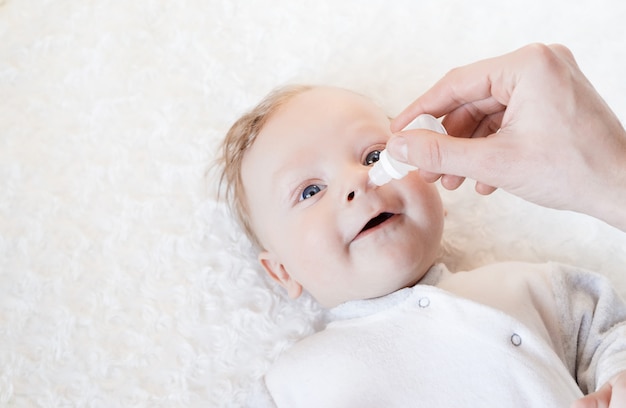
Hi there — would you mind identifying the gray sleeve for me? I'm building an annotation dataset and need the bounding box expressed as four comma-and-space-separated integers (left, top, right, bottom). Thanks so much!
551, 263, 626, 393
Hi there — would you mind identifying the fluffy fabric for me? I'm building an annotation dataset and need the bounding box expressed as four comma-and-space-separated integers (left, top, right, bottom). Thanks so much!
1, 0, 625, 406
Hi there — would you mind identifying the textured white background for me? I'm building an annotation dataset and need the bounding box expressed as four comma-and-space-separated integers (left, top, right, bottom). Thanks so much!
1, 0, 626, 406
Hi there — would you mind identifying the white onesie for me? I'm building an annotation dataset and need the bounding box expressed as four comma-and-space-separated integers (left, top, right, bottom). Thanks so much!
265, 262, 626, 407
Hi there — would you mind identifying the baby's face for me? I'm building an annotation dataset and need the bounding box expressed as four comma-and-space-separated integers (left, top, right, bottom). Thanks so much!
241, 87, 444, 307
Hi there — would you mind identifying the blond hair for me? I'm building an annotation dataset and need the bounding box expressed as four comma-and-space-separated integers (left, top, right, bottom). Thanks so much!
217, 84, 314, 249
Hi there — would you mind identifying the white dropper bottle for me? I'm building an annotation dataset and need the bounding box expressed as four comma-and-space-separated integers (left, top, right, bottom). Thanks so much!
369, 114, 447, 186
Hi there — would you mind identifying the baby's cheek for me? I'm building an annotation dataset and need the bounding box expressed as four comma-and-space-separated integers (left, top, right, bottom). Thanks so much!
290, 221, 331, 258
401, 177, 443, 215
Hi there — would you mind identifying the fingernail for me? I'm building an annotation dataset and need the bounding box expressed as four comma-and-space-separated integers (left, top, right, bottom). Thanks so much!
387, 136, 408, 162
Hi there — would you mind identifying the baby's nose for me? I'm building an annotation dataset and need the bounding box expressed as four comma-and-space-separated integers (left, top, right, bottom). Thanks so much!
341, 165, 373, 203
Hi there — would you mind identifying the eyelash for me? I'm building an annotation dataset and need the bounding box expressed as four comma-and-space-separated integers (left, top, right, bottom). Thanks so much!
296, 147, 383, 202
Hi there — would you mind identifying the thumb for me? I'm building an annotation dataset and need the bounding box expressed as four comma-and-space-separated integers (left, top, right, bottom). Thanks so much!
386, 130, 494, 184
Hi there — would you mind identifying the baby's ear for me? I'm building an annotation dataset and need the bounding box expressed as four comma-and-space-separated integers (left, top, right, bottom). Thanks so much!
258, 251, 303, 299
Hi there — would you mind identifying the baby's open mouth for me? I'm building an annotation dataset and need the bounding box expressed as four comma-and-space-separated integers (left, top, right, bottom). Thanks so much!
359, 212, 394, 234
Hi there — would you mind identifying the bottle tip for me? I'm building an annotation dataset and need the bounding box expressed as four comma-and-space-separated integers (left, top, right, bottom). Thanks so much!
368, 162, 392, 186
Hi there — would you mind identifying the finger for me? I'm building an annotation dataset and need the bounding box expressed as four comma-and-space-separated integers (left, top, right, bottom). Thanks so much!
391, 50, 519, 132
473, 111, 505, 139
418, 169, 443, 183
387, 130, 502, 187
571, 395, 607, 408
391, 68, 496, 132
571, 396, 604, 408
443, 106, 504, 140
440, 105, 482, 139
441, 174, 466, 190
571, 383, 612, 408
475, 182, 497, 195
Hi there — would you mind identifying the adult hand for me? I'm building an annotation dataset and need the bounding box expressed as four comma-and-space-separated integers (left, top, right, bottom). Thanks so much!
388, 43, 626, 231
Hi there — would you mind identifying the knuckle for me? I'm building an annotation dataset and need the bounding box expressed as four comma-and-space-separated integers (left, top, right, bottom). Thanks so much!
549, 43, 574, 60
423, 138, 445, 170
523, 43, 571, 79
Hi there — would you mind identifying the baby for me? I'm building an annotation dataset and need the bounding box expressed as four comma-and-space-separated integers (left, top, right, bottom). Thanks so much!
218, 85, 626, 407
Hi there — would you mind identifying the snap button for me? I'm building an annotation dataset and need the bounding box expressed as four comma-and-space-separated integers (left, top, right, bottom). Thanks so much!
511, 333, 522, 347
418, 297, 430, 308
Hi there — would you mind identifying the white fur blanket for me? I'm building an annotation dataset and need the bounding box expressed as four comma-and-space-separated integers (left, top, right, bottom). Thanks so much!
1, 0, 626, 406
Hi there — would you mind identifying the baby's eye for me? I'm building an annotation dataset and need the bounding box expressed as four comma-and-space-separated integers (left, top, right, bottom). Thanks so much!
300, 184, 325, 201
364, 149, 382, 166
